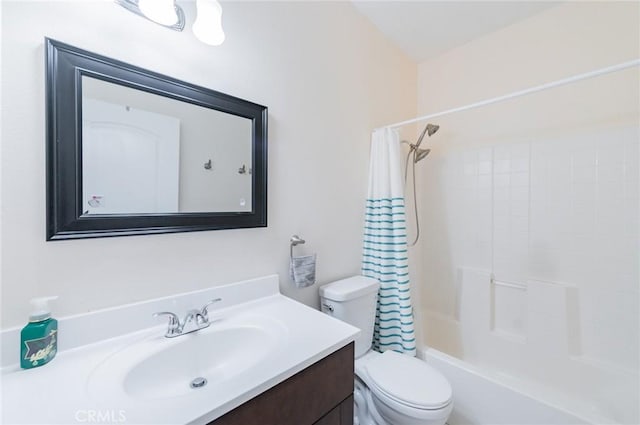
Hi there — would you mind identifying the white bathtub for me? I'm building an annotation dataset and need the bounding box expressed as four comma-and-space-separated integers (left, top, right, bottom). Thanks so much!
417, 347, 611, 425
415, 269, 638, 424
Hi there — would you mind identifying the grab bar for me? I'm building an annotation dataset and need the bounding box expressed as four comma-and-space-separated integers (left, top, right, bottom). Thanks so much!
490, 274, 527, 290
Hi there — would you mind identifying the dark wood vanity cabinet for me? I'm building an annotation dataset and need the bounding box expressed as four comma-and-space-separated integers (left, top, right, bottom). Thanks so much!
209, 342, 354, 425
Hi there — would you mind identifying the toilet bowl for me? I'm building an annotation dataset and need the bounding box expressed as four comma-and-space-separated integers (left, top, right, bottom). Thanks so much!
319, 276, 453, 425
354, 350, 452, 425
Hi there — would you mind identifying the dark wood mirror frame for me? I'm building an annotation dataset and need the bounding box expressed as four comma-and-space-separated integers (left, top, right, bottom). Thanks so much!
45, 38, 267, 241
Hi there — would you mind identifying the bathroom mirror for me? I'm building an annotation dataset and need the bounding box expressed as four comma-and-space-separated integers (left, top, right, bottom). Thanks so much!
45, 38, 267, 240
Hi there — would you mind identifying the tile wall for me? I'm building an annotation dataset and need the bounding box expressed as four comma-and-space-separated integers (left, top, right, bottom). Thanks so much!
420, 124, 639, 422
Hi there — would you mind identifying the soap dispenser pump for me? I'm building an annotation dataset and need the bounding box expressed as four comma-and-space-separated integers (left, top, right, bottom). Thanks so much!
20, 296, 58, 369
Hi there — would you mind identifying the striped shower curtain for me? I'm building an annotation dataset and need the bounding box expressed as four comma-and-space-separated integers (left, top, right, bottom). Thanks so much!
361, 128, 416, 356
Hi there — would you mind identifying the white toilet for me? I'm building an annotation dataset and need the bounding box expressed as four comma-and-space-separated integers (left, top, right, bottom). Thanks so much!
320, 276, 453, 425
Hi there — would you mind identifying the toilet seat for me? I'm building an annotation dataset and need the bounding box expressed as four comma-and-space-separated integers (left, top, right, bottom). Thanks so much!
364, 350, 452, 411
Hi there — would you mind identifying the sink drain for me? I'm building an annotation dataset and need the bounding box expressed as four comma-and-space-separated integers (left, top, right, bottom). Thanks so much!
190, 377, 207, 389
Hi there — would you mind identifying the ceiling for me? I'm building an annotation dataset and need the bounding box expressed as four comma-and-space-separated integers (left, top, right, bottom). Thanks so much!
351, 1, 560, 63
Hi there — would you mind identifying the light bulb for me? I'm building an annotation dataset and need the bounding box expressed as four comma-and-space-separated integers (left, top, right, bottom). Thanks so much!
192, 0, 225, 46
138, 0, 179, 26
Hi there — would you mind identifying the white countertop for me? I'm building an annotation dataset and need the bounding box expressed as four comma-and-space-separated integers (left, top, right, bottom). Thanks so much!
0, 275, 359, 425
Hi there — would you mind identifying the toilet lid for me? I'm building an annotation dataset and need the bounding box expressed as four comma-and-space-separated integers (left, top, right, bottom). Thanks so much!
365, 350, 452, 410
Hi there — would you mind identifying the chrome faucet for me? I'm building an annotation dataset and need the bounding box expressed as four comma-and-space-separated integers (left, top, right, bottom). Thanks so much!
153, 298, 222, 338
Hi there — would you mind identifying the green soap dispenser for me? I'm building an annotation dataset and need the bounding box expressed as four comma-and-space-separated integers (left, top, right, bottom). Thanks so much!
20, 296, 58, 369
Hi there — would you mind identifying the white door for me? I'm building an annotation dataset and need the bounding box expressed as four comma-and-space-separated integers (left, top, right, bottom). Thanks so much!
82, 98, 181, 214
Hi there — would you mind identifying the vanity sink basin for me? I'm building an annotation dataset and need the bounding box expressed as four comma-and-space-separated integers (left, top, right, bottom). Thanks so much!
87, 315, 286, 401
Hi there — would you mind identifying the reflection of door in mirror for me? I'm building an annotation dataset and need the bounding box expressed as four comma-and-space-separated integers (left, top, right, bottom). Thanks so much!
82, 99, 181, 214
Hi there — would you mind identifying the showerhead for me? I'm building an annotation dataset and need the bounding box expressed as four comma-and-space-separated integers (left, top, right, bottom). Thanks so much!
426, 123, 439, 137
415, 122, 440, 148
414, 148, 431, 163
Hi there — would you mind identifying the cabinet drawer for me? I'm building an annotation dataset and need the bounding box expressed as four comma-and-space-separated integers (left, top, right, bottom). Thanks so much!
210, 342, 354, 425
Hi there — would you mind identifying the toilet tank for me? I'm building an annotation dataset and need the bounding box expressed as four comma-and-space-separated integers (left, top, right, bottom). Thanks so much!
319, 276, 379, 358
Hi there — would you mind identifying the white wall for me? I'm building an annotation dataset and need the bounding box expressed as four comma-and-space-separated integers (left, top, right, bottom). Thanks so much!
0, 1, 417, 329
415, 2, 639, 423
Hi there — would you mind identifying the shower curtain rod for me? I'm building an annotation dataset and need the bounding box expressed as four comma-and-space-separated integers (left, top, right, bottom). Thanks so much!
379, 58, 640, 131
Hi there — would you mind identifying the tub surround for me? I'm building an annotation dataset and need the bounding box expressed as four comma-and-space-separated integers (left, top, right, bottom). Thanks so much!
415, 3, 639, 422
0, 275, 359, 425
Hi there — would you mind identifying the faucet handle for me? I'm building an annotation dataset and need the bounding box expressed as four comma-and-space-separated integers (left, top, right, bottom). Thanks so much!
153, 311, 181, 335
201, 298, 222, 319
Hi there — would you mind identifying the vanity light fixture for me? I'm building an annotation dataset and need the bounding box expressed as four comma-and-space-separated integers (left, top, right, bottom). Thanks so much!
115, 0, 225, 46
138, 0, 180, 26
115, 0, 185, 30
192, 0, 226, 46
